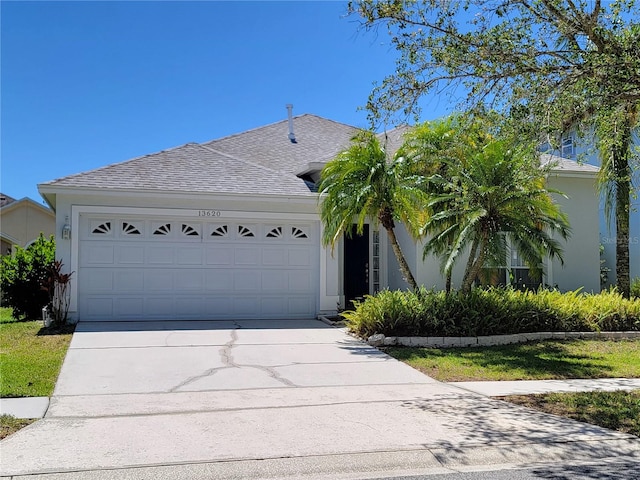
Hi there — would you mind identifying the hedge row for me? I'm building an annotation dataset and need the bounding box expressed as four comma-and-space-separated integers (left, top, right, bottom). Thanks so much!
344, 287, 640, 338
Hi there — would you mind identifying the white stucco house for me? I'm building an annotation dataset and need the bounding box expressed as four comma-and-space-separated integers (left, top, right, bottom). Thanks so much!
549, 132, 639, 286
38, 112, 601, 323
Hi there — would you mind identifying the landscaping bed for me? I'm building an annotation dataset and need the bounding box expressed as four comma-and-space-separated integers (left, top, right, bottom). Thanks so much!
345, 287, 640, 338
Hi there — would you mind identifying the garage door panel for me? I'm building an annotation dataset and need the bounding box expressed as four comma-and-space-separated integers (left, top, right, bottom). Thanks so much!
115, 270, 144, 291
289, 249, 311, 266
175, 297, 204, 317
206, 247, 234, 265
79, 216, 319, 321
234, 271, 260, 291
116, 298, 145, 317
204, 297, 233, 317
261, 297, 286, 315
289, 297, 315, 315
289, 271, 312, 291
146, 297, 174, 316
116, 245, 145, 264
85, 270, 114, 292
235, 248, 260, 265
177, 247, 203, 265
205, 270, 233, 291
175, 270, 204, 290
145, 271, 174, 291
84, 297, 114, 318
262, 248, 286, 266
147, 246, 174, 264
262, 271, 286, 290
82, 245, 114, 265
234, 297, 260, 315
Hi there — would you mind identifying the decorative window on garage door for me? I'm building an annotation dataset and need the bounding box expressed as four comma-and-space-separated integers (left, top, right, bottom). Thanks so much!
265, 226, 283, 239
291, 226, 309, 239
152, 223, 171, 236
122, 221, 142, 235
90, 220, 113, 236
181, 223, 201, 237
210, 224, 229, 238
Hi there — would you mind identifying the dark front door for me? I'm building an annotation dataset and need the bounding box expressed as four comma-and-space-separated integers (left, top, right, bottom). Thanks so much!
344, 225, 369, 308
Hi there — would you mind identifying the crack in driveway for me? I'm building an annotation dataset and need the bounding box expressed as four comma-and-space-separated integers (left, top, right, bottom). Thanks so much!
169, 323, 298, 391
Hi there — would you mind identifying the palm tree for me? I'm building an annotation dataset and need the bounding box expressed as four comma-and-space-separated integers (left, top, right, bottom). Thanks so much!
318, 130, 428, 292
422, 140, 571, 293
398, 115, 492, 292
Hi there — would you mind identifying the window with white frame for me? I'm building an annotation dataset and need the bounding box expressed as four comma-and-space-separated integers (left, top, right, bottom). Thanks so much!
561, 135, 575, 159
480, 244, 542, 290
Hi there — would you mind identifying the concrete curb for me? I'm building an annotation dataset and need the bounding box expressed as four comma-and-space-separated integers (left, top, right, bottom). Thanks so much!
0, 397, 49, 419
367, 330, 640, 347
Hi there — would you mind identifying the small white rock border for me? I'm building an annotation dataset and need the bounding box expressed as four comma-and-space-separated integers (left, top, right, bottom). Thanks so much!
365, 331, 640, 348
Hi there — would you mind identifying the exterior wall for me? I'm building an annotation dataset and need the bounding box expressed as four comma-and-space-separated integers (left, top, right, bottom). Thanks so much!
387, 223, 417, 291
546, 174, 601, 292
564, 134, 639, 285
395, 173, 600, 293
0, 200, 55, 249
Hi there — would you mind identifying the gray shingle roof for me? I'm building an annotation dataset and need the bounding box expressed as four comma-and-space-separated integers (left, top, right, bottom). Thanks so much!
41, 114, 360, 197
540, 153, 599, 174
40, 117, 597, 199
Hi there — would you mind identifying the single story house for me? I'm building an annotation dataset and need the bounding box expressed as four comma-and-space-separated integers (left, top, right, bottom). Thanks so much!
38, 112, 601, 323
0, 193, 55, 256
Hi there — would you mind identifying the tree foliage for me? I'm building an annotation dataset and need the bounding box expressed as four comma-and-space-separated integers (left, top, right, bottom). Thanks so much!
402, 117, 571, 292
318, 130, 429, 291
1, 235, 55, 320
350, 0, 640, 296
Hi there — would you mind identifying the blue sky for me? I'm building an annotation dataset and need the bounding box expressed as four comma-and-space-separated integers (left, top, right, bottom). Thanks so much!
1, 1, 452, 203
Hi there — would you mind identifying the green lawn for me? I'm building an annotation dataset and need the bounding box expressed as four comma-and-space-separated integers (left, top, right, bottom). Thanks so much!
504, 390, 640, 437
0, 308, 74, 398
385, 339, 640, 382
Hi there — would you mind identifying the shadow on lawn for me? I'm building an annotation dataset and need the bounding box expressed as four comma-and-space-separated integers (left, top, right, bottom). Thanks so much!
387, 341, 615, 379
36, 324, 75, 336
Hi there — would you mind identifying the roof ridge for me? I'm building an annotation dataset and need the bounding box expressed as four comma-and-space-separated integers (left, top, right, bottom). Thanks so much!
196, 144, 302, 179
201, 113, 361, 147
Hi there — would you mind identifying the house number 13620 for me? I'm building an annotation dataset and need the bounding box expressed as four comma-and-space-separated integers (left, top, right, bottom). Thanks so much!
198, 210, 221, 217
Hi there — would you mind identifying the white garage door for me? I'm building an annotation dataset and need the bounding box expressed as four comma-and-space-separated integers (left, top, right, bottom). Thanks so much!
78, 215, 319, 321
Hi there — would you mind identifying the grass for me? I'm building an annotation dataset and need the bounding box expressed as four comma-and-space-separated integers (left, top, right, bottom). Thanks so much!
0, 307, 74, 398
504, 390, 640, 437
385, 339, 640, 382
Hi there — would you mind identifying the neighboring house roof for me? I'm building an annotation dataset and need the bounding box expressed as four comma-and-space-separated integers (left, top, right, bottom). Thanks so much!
0, 193, 16, 208
0, 196, 53, 215
40, 114, 360, 199
540, 153, 600, 175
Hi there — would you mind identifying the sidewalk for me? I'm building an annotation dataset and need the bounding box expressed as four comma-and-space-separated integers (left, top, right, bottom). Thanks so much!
4, 378, 640, 419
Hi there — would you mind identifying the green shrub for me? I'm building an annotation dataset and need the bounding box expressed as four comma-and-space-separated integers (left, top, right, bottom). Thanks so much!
344, 287, 640, 338
632, 278, 640, 299
0, 235, 55, 320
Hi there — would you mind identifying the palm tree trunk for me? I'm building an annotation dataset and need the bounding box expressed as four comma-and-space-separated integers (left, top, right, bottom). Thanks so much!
385, 226, 419, 292
461, 238, 480, 293
615, 155, 631, 299
613, 107, 633, 299
445, 271, 452, 294
462, 236, 487, 293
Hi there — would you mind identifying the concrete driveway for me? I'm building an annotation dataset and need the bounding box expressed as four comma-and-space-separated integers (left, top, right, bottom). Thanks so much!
1, 319, 639, 478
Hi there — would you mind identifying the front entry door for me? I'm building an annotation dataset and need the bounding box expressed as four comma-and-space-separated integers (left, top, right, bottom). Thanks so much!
344, 225, 369, 308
